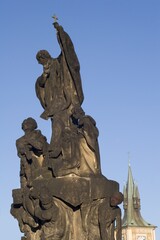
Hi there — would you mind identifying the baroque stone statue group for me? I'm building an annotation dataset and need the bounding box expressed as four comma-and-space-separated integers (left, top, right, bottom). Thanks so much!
11, 21, 123, 240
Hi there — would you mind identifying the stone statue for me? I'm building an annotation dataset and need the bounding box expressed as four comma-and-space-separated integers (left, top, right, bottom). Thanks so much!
16, 117, 49, 187
34, 187, 72, 240
71, 105, 101, 176
98, 192, 124, 240
35, 22, 84, 120
11, 188, 41, 240
11, 19, 123, 240
48, 126, 81, 177
35, 22, 84, 159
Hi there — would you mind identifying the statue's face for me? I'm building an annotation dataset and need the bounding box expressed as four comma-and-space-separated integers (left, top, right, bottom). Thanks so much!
110, 192, 123, 207
22, 119, 36, 132
110, 196, 118, 206
22, 122, 33, 131
36, 50, 51, 65
110, 195, 123, 207
38, 57, 48, 65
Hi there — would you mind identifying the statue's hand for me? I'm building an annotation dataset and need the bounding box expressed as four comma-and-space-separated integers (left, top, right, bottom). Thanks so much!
40, 111, 49, 120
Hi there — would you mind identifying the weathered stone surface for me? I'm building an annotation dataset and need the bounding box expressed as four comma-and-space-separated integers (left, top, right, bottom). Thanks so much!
32, 175, 119, 207
11, 19, 123, 240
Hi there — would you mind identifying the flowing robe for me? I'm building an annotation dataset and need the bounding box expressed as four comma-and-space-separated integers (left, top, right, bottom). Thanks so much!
35, 25, 84, 119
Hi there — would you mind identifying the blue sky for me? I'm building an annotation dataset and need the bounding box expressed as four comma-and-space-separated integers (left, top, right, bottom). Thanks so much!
1, 0, 160, 239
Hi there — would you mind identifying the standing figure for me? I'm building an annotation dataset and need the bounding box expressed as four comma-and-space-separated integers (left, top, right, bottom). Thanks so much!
35, 22, 84, 156
72, 106, 101, 176
78, 115, 101, 175
35, 22, 84, 119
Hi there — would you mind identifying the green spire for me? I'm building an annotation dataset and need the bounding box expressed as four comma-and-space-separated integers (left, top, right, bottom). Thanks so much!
122, 164, 155, 227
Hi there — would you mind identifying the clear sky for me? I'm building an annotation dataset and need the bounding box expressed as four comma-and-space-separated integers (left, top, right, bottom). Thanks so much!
1, 0, 160, 239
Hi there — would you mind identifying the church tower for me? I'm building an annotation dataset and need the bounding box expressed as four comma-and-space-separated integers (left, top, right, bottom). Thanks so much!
122, 164, 156, 240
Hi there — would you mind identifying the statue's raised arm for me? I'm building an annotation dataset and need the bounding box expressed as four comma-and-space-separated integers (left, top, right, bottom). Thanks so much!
35, 22, 84, 120
53, 22, 84, 106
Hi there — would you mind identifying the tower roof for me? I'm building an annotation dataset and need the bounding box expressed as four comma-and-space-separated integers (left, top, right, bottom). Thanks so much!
122, 164, 155, 228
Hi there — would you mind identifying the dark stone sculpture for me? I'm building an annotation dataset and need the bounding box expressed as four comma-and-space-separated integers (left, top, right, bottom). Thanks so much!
11, 19, 123, 240
16, 117, 50, 187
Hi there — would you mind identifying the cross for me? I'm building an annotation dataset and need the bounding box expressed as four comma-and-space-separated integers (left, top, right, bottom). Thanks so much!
52, 14, 58, 23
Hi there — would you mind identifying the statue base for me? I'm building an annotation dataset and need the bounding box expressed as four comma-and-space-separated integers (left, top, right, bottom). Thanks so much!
11, 174, 120, 240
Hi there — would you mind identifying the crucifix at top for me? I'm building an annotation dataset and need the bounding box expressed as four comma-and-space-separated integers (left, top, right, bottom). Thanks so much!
52, 14, 58, 23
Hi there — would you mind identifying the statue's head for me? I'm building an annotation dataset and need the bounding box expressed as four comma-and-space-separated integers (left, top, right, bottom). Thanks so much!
110, 192, 124, 207
22, 117, 37, 132
36, 50, 52, 65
